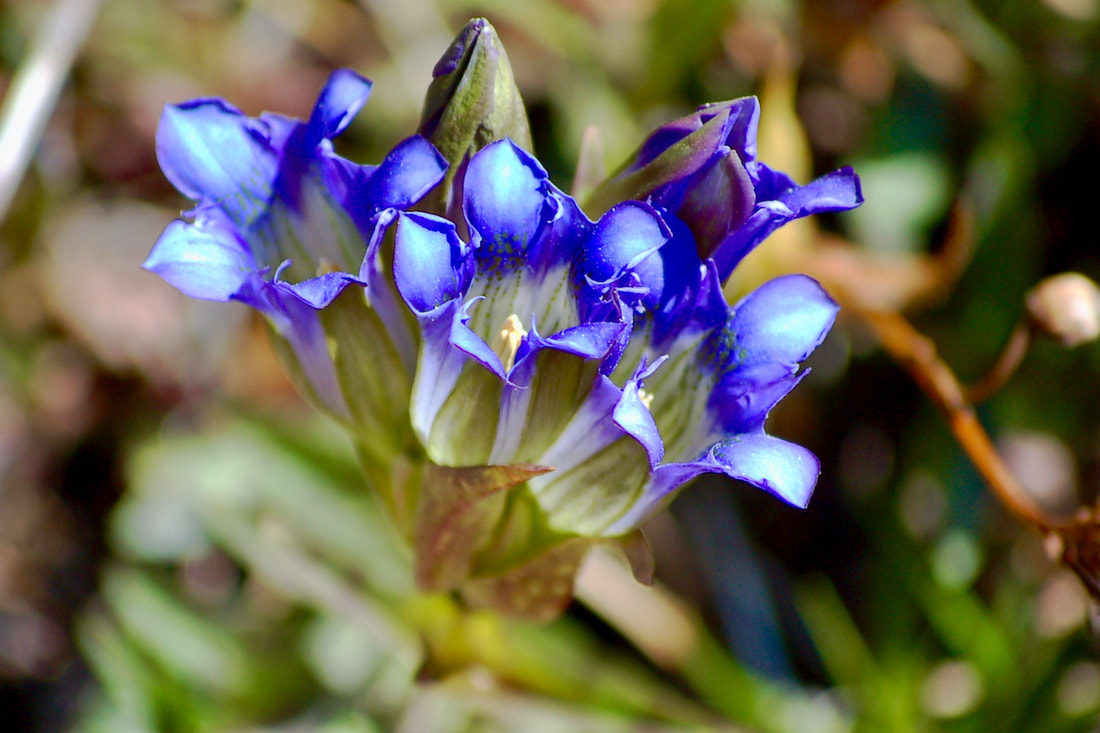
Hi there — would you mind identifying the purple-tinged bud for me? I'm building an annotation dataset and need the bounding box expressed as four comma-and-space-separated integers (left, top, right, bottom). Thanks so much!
584, 97, 862, 282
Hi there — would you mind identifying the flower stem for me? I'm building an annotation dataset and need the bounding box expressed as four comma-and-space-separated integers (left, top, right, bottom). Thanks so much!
964, 320, 1031, 404
857, 308, 1061, 531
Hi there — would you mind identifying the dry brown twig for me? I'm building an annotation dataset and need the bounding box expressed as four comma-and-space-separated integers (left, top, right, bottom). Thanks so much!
807, 200, 1100, 601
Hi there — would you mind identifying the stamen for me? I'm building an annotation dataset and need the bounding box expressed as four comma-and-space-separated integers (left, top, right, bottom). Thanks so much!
493, 314, 528, 372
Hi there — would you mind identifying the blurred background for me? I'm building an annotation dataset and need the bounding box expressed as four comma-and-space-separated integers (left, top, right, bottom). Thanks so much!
2, 0, 1100, 730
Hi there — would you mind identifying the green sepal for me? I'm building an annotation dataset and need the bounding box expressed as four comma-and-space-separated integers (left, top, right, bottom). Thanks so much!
618, 529, 655, 587
418, 18, 533, 214
318, 289, 416, 464
512, 346, 603, 464
581, 106, 731, 219
423, 361, 503, 466
462, 536, 595, 622
531, 436, 652, 535
415, 462, 552, 592
355, 446, 422, 544
267, 327, 344, 425
469, 486, 574, 578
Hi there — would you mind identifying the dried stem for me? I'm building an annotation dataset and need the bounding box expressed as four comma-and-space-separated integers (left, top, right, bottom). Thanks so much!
857, 309, 1060, 531
964, 321, 1032, 404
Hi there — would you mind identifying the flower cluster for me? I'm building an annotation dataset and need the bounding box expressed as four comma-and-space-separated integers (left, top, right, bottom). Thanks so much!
144, 19, 861, 619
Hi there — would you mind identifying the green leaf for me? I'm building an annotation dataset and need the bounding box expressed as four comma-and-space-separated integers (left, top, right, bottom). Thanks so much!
100, 566, 254, 697
462, 536, 594, 622
415, 462, 551, 591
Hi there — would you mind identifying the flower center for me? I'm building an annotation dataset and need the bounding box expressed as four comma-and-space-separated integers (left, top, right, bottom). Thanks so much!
492, 314, 527, 373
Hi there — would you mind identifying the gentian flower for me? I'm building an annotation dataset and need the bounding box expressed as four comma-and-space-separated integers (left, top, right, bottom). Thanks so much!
388, 138, 842, 599
143, 18, 862, 620
144, 69, 447, 456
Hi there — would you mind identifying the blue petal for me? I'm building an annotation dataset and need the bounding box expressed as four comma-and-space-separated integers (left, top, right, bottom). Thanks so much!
358, 209, 418, 373
327, 135, 447, 237
728, 274, 839, 368
361, 135, 448, 213
721, 97, 760, 161
614, 378, 663, 468
460, 160, 590, 349
693, 275, 835, 437
709, 371, 804, 435
464, 140, 550, 273
279, 270, 364, 309
577, 201, 670, 318
274, 72, 374, 218
304, 69, 372, 147
691, 260, 732, 334
450, 301, 508, 378
645, 216, 708, 343
232, 275, 349, 419
521, 321, 627, 365
580, 202, 669, 283
320, 154, 376, 199
535, 188, 592, 272
602, 432, 820, 535
628, 97, 758, 177
257, 112, 299, 150
712, 434, 820, 508
757, 165, 861, 209
640, 274, 835, 472
143, 208, 255, 301
713, 166, 863, 279
156, 100, 278, 227
407, 300, 484, 441
393, 212, 472, 313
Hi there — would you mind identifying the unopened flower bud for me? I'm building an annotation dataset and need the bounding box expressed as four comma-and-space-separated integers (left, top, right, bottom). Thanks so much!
584, 98, 861, 284
418, 18, 532, 214
1027, 272, 1100, 347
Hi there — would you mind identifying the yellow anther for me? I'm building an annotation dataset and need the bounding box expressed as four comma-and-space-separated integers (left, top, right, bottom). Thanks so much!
316, 257, 340, 275
493, 314, 527, 372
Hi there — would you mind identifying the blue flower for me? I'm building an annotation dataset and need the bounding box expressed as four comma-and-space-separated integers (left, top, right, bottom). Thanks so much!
389, 138, 840, 541
144, 70, 447, 418
142, 48, 859, 611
